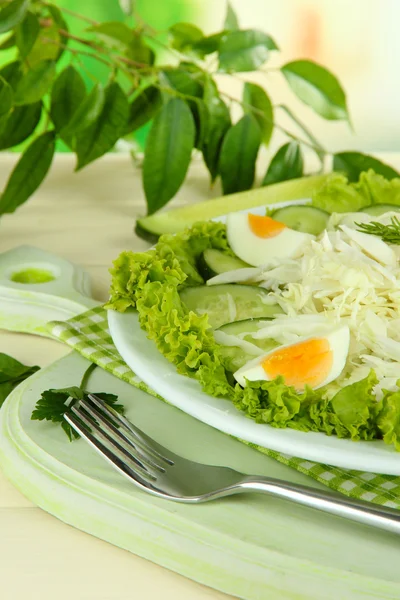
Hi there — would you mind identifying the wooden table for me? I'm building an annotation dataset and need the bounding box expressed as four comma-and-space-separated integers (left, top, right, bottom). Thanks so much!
0, 153, 228, 600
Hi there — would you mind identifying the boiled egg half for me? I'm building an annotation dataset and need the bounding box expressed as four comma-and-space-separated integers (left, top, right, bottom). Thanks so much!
227, 213, 313, 267
234, 325, 350, 391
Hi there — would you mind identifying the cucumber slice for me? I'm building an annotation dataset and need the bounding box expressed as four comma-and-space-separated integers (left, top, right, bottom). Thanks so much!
135, 174, 329, 240
359, 204, 400, 216
216, 318, 277, 371
218, 318, 268, 335
134, 221, 160, 244
180, 284, 283, 329
198, 249, 250, 280
218, 318, 276, 350
271, 205, 329, 235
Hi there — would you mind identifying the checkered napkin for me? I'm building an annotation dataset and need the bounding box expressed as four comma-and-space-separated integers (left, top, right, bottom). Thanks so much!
48, 306, 400, 509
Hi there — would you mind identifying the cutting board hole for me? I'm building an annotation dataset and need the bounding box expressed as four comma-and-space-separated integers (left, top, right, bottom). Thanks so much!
8, 263, 58, 284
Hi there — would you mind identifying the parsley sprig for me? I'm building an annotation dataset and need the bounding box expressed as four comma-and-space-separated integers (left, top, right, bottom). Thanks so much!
31, 362, 125, 441
356, 216, 400, 244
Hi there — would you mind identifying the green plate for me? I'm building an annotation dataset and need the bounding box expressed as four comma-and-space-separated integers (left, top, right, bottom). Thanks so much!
0, 352, 399, 600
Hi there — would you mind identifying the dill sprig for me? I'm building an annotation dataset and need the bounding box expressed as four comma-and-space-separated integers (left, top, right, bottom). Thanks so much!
356, 216, 400, 245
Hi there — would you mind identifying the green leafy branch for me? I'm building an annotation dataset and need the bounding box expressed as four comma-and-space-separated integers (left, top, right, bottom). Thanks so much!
0, 0, 397, 222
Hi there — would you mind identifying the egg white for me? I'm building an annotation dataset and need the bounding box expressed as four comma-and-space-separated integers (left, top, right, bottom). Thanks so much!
226, 213, 314, 267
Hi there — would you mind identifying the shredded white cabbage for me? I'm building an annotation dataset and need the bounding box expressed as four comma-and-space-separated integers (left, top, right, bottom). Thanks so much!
226, 293, 237, 322
221, 212, 400, 398
254, 213, 400, 397
213, 330, 264, 356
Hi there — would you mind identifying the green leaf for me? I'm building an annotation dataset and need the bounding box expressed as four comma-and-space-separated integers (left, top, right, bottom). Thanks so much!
0, 130, 55, 215
75, 82, 129, 170
143, 97, 195, 214
169, 22, 203, 52
262, 142, 304, 186
191, 32, 226, 56
16, 11, 39, 58
0, 60, 23, 91
218, 30, 278, 73
243, 82, 273, 146
0, 0, 29, 34
127, 33, 155, 66
224, 2, 239, 30
191, 99, 209, 150
26, 21, 62, 65
47, 4, 67, 30
201, 77, 231, 181
0, 33, 15, 50
87, 21, 133, 48
0, 352, 39, 382
124, 85, 161, 134
333, 152, 399, 183
218, 113, 261, 194
46, 4, 68, 59
50, 65, 86, 132
0, 75, 13, 118
281, 60, 348, 121
161, 68, 203, 98
14, 60, 56, 105
62, 83, 105, 137
161, 68, 204, 146
0, 352, 39, 406
0, 101, 41, 149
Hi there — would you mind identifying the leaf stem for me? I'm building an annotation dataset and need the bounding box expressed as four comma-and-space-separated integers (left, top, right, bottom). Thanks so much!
43, 27, 156, 77
80, 362, 97, 390
144, 32, 206, 71
39, 1, 99, 25
156, 84, 204, 107
222, 92, 327, 155
42, 37, 116, 69
277, 104, 326, 156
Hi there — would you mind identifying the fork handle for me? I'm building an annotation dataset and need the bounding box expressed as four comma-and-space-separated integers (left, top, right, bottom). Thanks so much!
239, 477, 400, 534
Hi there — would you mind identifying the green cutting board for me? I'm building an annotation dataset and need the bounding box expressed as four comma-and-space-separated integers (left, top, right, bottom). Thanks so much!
1, 351, 400, 600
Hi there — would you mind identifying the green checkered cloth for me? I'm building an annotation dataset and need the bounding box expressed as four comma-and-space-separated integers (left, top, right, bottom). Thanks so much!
48, 306, 400, 509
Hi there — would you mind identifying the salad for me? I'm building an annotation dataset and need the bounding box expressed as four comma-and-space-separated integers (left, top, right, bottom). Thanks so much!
107, 170, 400, 451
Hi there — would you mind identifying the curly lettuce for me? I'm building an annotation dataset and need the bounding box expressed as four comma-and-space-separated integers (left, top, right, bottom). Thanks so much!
107, 219, 400, 450
377, 384, 400, 451
312, 169, 400, 214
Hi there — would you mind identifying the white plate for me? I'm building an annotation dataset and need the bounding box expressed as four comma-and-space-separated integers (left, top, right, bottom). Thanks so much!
108, 202, 400, 475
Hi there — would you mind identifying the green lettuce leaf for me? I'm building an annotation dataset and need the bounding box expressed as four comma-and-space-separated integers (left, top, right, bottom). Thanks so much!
107, 220, 235, 391
107, 220, 233, 311
356, 170, 400, 205
312, 169, 400, 214
232, 377, 323, 431
310, 370, 380, 441
377, 384, 400, 451
312, 172, 369, 213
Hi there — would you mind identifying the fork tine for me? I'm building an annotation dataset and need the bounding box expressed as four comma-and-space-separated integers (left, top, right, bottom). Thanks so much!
64, 411, 156, 486
79, 398, 166, 473
88, 393, 174, 465
70, 404, 157, 481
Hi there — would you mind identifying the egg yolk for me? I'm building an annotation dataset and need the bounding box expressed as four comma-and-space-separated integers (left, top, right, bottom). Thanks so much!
248, 214, 287, 238
261, 338, 333, 389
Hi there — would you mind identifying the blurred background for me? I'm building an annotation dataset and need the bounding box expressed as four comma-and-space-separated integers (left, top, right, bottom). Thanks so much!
1, 0, 398, 154
200, 0, 400, 153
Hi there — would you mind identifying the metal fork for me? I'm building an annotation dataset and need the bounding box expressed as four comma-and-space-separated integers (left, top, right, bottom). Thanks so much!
64, 393, 400, 535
